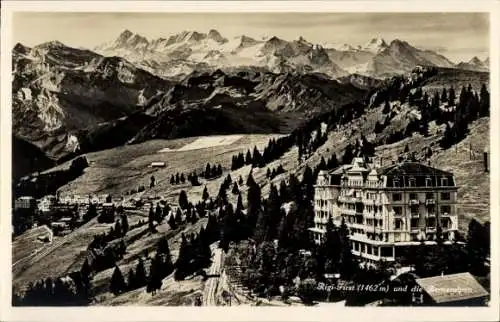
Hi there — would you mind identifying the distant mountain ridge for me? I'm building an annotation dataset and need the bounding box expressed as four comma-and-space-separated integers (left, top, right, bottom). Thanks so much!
95, 31, 471, 78
456, 56, 489, 72
12, 40, 172, 161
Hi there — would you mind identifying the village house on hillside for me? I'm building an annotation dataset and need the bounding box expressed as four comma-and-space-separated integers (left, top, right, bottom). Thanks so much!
310, 157, 458, 266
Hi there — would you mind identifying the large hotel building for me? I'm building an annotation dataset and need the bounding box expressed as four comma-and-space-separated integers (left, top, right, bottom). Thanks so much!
310, 157, 458, 265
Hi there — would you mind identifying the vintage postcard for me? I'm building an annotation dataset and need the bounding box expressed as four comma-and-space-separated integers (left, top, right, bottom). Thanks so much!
1, 1, 499, 321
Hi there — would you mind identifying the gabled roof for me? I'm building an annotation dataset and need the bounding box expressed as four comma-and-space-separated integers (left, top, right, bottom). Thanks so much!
416, 272, 488, 304
329, 164, 353, 175
379, 162, 453, 177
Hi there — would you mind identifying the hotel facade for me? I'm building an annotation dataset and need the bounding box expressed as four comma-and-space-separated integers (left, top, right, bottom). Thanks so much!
310, 157, 458, 265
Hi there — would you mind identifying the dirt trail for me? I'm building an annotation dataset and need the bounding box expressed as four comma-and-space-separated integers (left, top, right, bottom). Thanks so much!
202, 246, 224, 306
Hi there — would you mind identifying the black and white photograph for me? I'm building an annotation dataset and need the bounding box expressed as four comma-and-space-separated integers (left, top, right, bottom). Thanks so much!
1, 1, 498, 319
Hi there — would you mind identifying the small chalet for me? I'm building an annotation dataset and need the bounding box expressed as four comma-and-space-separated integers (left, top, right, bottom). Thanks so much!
414, 272, 489, 306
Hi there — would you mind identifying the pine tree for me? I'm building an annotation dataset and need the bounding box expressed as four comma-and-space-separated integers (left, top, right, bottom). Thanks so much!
178, 190, 188, 209
175, 208, 183, 223
121, 214, 129, 235
383, 99, 391, 114
479, 84, 490, 117
339, 218, 356, 278
245, 150, 252, 165
147, 253, 163, 295
127, 269, 136, 290
80, 258, 92, 288
323, 216, 342, 273
202, 186, 209, 201
441, 88, 448, 104
180, 173, 186, 184
110, 266, 126, 295
168, 212, 177, 230
174, 234, 190, 280
231, 182, 239, 195
148, 205, 155, 232
327, 154, 339, 169
238, 175, 244, 186
266, 168, 271, 178
205, 163, 211, 178
448, 87, 456, 106
218, 182, 228, 204
170, 175, 175, 185
217, 164, 223, 176
135, 258, 147, 287
236, 192, 244, 212
150, 175, 156, 188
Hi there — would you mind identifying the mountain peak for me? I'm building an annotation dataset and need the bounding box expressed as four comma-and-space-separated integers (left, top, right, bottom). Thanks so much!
469, 56, 482, 65
118, 29, 134, 41
368, 37, 387, 46
267, 36, 283, 43
36, 40, 66, 49
13, 42, 30, 54
207, 29, 226, 43
390, 39, 409, 46
339, 43, 356, 51
363, 37, 388, 53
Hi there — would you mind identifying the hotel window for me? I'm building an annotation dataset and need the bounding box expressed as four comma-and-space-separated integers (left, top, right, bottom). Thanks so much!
393, 178, 400, 187
393, 206, 403, 216
441, 177, 449, 186
425, 177, 432, 187
441, 205, 451, 215
426, 192, 434, 200
410, 218, 419, 229
441, 192, 451, 200
392, 193, 402, 201
395, 219, 402, 229
409, 177, 416, 187
409, 193, 418, 200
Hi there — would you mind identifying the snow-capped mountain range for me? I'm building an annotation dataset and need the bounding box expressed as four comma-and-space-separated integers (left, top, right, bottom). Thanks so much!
95, 30, 485, 79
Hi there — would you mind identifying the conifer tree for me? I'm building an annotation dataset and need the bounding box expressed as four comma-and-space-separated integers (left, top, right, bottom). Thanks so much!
202, 186, 209, 201
236, 192, 244, 212
448, 87, 456, 106
127, 269, 136, 290
121, 214, 129, 235
175, 208, 183, 223
135, 258, 147, 287
170, 175, 175, 185
168, 212, 177, 230
232, 182, 239, 195
110, 266, 126, 295
178, 190, 189, 209
479, 84, 490, 117
147, 253, 163, 295
383, 99, 391, 114
205, 163, 211, 178
441, 88, 448, 104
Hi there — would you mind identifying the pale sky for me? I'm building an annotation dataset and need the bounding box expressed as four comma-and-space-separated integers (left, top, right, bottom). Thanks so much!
13, 12, 489, 63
